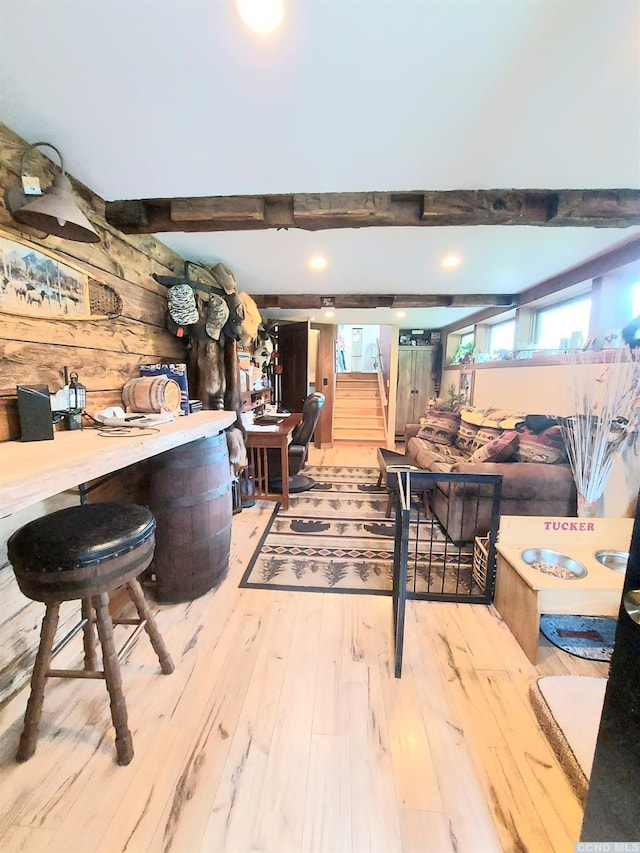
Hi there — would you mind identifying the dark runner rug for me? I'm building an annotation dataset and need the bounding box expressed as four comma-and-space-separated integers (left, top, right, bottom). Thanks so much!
539, 614, 616, 662
240, 465, 475, 596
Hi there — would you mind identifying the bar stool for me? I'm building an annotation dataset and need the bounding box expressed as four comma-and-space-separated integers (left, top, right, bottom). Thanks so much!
7, 502, 174, 766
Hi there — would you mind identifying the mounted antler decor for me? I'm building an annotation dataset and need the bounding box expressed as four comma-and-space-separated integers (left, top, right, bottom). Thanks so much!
561, 348, 640, 517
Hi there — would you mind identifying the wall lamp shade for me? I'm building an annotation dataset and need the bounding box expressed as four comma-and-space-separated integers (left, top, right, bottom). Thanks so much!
6, 142, 100, 244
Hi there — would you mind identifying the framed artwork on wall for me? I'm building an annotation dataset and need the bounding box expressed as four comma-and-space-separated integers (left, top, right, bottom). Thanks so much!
459, 369, 475, 405
0, 229, 122, 320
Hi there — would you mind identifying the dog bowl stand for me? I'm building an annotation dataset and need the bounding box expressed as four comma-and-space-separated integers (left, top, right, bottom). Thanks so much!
493, 516, 631, 663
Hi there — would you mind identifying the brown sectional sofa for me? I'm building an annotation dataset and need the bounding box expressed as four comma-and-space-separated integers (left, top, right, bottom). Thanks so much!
404, 406, 577, 543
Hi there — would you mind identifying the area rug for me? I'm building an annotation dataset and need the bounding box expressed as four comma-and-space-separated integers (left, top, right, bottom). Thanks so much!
529, 675, 607, 802
539, 614, 617, 662
240, 465, 475, 595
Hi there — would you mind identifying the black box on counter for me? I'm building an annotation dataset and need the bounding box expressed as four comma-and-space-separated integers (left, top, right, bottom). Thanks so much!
16, 385, 54, 441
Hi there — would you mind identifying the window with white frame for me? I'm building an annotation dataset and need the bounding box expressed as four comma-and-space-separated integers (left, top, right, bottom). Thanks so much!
459, 331, 474, 348
488, 319, 515, 356
535, 296, 591, 349
631, 282, 640, 318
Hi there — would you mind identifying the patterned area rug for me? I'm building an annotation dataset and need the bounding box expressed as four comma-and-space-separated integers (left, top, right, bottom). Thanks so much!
539, 614, 617, 661
240, 465, 475, 595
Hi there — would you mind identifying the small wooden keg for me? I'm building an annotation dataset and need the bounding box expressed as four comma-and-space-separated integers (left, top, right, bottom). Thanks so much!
122, 376, 181, 413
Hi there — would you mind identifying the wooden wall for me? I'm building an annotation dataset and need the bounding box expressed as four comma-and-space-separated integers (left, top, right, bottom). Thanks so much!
0, 123, 191, 707
0, 124, 189, 440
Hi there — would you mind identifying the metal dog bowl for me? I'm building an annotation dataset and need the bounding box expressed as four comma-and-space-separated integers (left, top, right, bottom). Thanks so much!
594, 550, 629, 574
623, 590, 640, 625
520, 548, 587, 580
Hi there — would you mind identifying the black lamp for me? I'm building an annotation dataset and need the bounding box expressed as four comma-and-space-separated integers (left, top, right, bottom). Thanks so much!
5, 142, 100, 243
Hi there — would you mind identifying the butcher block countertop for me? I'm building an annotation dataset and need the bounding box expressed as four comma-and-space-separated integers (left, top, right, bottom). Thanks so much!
0, 410, 236, 518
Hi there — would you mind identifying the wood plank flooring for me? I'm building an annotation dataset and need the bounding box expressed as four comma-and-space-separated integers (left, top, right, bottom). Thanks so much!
0, 445, 608, 852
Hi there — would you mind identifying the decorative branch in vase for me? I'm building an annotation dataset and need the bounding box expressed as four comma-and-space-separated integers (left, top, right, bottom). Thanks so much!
561, 349, 640, 517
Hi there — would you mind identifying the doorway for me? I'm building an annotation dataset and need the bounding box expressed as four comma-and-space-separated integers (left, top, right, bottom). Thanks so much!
337, 324, 380, 373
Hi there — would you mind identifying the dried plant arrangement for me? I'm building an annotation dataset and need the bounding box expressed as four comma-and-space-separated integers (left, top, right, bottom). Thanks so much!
561, 349, 640, 516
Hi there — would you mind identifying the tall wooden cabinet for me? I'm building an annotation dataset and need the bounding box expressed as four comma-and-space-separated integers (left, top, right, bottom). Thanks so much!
395, 346, 435, 435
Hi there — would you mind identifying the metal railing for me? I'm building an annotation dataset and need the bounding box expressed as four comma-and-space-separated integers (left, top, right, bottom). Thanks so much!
390, 469, 502, 677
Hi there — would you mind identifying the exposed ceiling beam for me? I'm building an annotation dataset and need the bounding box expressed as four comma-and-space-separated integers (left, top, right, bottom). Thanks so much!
105, 189, 640, 233
253, 293, 517, 310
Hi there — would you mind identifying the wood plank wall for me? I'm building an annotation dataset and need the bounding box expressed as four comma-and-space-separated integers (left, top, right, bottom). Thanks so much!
0, 123, 189, 441
0, 123, 191, 707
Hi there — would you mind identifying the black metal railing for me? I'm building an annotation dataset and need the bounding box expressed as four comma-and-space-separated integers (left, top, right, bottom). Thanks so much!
390, 469, 502, 677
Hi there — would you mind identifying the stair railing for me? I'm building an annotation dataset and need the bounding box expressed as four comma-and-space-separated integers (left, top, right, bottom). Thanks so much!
376, 337, 390, 446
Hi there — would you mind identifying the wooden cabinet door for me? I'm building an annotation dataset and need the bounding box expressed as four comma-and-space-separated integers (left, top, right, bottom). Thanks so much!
395, 347, 435, 435
395, 349, 416, 434
412, 347, 435, 420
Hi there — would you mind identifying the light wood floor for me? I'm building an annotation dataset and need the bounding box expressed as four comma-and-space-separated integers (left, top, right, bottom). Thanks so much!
0, 445, 607, 853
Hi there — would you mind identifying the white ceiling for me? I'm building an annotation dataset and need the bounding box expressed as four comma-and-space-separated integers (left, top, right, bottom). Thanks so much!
2, 0, 639, 329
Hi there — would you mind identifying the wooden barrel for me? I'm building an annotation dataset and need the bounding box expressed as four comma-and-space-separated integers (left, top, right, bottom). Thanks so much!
122, 376, 182, 413
148, 432, 232, 602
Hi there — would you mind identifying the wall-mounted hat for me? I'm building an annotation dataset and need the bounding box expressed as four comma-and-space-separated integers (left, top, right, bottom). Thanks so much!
167, 283, 199, 326
210, 263, 237, 295
205, 294, 230, 340
222, 291, 245, 340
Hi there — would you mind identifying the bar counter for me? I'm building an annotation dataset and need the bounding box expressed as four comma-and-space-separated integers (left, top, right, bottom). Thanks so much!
0, 411, 236, 518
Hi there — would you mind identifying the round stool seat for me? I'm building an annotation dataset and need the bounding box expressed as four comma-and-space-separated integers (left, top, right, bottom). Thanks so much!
8, 503, 156, 603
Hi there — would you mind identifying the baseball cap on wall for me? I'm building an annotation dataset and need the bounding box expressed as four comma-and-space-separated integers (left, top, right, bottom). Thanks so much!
205, 294, 230, 340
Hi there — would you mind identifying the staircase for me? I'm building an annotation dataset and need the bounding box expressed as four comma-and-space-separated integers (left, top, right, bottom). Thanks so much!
333, 373, 387, 443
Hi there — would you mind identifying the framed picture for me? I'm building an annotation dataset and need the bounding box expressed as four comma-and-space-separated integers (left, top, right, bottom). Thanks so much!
0, 230, 90, 318
459, 370, 475, 406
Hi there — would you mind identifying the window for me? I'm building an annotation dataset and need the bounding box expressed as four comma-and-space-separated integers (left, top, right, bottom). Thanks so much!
632, 282, 640, 318
459, 331, 474, 348
535, 296, 591, 349
488, 320, 515, 356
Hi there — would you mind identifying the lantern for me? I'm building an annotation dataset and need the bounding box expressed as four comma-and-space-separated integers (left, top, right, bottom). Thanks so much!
68, 371, 86, 412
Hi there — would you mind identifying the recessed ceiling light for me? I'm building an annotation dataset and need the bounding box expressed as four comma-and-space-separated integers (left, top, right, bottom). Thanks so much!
324, 309, 335, 318
237, 0, 283, 34
396, 310, 406, 318
309, 255, 328, 270
442, 254, 461, 269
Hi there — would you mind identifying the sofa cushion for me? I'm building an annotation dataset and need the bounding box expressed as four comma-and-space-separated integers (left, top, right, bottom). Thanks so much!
479, 408, 526, 430
515, 425, 567, 464
454, 421, 479, 455
407, 436, 465, 469
417, 410, 461, 445
460, 407, 486, 426
473, 426, 503, 448
460, 406, 525, 430
470, 430, 519, 463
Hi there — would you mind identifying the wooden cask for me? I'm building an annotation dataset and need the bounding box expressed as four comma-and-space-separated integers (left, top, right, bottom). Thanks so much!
148, 432, 232, 602
122, 376, 182, 413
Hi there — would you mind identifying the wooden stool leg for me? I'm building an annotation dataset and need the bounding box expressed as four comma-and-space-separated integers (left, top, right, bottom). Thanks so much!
17, 602, 60, 762
81, 598, 97, 671
92, 592, 134, 766
385, 491, 393, 518
125, 580, 175, 675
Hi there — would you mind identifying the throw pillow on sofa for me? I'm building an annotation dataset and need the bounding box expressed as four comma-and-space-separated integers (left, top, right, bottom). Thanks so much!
455, 421, 480, 455
470, 430, 519, 463
472, 425, 502, 448
417, 410, 461, 445
515, 425, 567, 464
